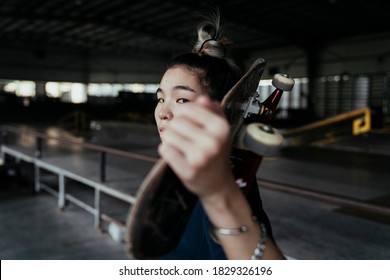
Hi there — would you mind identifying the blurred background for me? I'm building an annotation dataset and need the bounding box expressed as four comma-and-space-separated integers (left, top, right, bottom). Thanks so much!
0, 0, 389, 260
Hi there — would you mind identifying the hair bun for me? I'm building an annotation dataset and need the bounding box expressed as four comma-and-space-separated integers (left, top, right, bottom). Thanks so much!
193, 12, 231, 58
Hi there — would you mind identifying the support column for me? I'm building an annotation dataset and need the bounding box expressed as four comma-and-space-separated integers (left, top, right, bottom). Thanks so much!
306, 45, 321, 118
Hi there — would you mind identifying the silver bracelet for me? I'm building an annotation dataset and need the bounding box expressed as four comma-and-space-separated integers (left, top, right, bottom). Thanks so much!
209, 221, 267, 259
251, 223, 268, 260
214, 225, 248, 235
209, 223, 248, 244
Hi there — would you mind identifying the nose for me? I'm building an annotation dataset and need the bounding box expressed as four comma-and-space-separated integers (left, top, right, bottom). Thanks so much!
158, 105, 173, 120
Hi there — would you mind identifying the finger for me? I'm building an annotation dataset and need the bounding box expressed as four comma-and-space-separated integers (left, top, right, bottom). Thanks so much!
158, 142, 197, 183
195, 95, 222, 112
174, 102, 230, 138
162, 120, 219, 164
166, 116, 213, 144
166, 109, 231, 158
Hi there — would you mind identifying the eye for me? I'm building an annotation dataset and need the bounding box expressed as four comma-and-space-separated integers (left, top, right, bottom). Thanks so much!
177, 98, 189, 104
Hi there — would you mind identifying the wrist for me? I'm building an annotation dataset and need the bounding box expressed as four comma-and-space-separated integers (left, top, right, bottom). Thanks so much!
200, 177, 254, 229
200, 176, 239, 213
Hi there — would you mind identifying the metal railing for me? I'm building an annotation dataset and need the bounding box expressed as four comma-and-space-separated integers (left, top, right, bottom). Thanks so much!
282, 107, 371, 146
0, 125, 158, 229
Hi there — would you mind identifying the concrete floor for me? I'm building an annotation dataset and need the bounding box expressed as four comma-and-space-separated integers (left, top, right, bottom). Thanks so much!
1, 121, 389, 260
0, 184, 129, 259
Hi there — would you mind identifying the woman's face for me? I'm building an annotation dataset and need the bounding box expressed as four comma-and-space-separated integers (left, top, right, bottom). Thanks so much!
155, 66, 205, 136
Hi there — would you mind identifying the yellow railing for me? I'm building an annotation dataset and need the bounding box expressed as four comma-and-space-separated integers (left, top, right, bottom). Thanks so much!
282, 107, 371, 146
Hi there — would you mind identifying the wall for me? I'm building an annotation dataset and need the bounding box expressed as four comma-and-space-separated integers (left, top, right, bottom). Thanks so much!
0, 47, 166, 84
247, 32, 390, 79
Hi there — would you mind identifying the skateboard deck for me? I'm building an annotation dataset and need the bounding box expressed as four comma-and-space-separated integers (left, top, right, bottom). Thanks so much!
126, 58, 293, 259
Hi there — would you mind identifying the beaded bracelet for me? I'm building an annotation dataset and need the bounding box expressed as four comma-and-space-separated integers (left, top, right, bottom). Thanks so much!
251, 223, 267, 260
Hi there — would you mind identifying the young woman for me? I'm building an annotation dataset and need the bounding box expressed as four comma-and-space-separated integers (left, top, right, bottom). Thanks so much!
154, 13, 284, 260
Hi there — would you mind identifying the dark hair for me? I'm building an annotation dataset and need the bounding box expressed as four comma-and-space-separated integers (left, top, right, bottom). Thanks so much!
165, 10, 242, 101
166, 53, 241, 101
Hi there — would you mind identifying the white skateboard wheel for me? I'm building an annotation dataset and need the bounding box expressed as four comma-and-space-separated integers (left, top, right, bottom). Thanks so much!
243, 123, 284, 156
272, 73, 294, 91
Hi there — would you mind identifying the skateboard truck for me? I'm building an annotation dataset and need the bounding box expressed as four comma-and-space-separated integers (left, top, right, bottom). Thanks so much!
238, 73, 295, 156
240, 73, 295, 121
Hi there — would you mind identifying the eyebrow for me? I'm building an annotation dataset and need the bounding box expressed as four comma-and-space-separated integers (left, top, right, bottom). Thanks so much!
156, 85, 196, 94
174, 85, 196, 92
